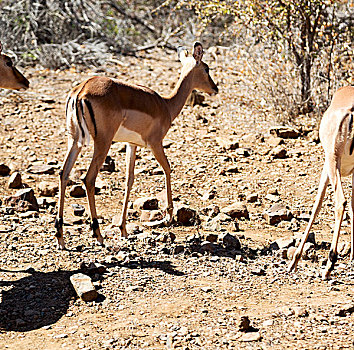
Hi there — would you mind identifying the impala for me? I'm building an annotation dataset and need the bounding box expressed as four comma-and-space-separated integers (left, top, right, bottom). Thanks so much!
55, 42, 218, 249
0, 42, 29, 90
289, 86, 354, 279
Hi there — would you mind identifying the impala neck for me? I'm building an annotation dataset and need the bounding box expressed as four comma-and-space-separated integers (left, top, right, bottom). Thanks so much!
164, 69, 194, 121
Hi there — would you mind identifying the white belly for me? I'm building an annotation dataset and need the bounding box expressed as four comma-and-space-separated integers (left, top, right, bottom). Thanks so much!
113, 125, 147, 147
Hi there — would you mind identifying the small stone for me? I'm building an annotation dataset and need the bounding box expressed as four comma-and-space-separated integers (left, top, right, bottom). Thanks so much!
205, 233, 218, 243
293, 306, 308, 317
221, 202, 249, 219
174, 205, 199, 226
199, 241, 218, 254
267, 136, 284, 147
133, 197, 159, 210
246, 193, 258, 203
38, 181, 58, 197
8, 172, 22, 189
269, 126, 300, 139
173, 244, 185, 254
200, 205, 220, 218
239, 332, 261, 342
72, 204, 85, 216
271, 146, 287, 159
27, 164, 55, 175
215, 137, 239, 150
264, 202, 292, 225
0, 163, 11, 176
287, 246, 297, 260
70, 185, 86, 198
219, 232, 241, 250
100, 155, 115, 172
270, 237, 295, 251
5, 188, 39, 211
70, 273, 98, 302
336, 304, 354, 317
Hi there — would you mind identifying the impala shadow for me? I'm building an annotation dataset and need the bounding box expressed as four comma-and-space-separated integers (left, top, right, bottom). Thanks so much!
0, 268, 76, 332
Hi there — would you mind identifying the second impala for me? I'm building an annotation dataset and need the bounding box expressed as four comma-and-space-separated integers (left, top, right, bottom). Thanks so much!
55, 42, 218, 249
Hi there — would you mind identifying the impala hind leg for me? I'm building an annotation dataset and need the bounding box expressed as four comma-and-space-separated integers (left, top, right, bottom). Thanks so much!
323, 164, 346, 280
83, 142, 111, 245
56, 140, 82, 249
118, 144, 137, 238
289, 166, 329, 272
350, 174, 354, 261
151, 143, 173, 225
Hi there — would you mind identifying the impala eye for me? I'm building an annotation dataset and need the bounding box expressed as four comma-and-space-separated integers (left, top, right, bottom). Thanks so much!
6, 60, 13, 67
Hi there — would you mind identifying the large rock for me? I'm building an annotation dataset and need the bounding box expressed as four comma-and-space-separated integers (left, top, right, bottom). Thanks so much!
8, 172, 22, 189
70, 273, 98, 302
270, 236, 295, 250
221, 202, 249, 219
264, 202, 292, 225
5, 188, 39, 211
70, 185, 86, 198
100, 155, 115, 172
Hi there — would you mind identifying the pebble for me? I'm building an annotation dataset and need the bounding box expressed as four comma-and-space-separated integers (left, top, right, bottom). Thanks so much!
8, 171, 22, 188
221, 202, 249, 219
70, 273, 98, 302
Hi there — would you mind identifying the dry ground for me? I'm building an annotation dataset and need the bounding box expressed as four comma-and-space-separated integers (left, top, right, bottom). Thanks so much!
0, 48, 353, 349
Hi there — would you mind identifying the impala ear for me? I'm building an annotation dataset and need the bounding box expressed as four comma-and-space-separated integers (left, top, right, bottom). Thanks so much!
177, 46, 188, 64
193, 42, 203, 63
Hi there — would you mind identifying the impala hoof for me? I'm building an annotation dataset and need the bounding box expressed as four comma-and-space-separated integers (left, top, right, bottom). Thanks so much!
56, 237, 66, 250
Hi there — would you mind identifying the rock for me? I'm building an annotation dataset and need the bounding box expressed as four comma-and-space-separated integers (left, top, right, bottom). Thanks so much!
267, 136, 284, 147
174, 205, 199, 226
221, 202, 249, 219
173, 244, 185, 254
215, 137, 239, 150
201, 188, 217, 200
133, 197, 159, 210
100, 155, 115, 172
246, 193, 258, 203
70, 273, 98, 302
205, 233, 218, 243
265, 194, 281, 202
270, 236, 295, 251
336, 304, 354, 317
70, 185, 86, 198
287, 246, 297, 260
293, 232, 316, 245
5, 188, 39, 211
238, 316, 251, 332
27, 164, 55, 175
293, 306, 309, 317
199, 241, 218, 254
271, 146, 287, 159
269, 126, 300, 139
86, 262, 107, 275
200, 205, 220, 218
219, 232, 241, 250
338, 241, 351, 257
303, 242, 316, 260
203, 217, 222, 232
264, 203, 292, 225
0, 163, 11, 176
156, 231, 176, 243
8, 172, 22, 189
72, 204, 85, 216
140, 210, 163, 222
38, 181, 58, 197
235, 148, 250, 157
239, 332, 261, 342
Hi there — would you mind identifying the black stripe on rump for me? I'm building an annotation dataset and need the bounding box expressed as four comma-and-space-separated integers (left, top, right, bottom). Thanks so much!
349, 112, 354, 155
84, 99, 97, 137
75, 98, 85, 141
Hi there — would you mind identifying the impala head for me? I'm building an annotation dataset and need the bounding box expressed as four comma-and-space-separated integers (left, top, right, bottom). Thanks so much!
0, 42, 29, 90
178, 42, 218, 95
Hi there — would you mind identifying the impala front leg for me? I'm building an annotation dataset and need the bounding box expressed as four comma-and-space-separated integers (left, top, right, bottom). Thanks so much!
151, 143, 173, 225
350, 174, 354, 261
118, 144, 137, 238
